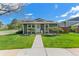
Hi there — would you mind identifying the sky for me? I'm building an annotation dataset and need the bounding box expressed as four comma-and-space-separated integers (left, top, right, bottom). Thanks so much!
0, 3, 79, 24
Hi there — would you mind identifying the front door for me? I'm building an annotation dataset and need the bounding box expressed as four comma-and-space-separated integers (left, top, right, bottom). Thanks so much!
35, 24, 44, 34
35, 24, 41, 34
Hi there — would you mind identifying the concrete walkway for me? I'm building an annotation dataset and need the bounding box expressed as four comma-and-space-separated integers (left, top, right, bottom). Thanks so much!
32, 34, 44, 48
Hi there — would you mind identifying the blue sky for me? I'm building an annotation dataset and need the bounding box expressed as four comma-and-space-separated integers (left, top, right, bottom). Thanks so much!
0, 3, 79, 24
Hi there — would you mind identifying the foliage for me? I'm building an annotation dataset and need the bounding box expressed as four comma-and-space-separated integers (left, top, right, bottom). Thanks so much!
47, 27, 59, 32
0, 3, 25, 15
70, 26, 77, 32
0, 21, 2, 28
60, 27, 69, 33
8, 19, 21, 30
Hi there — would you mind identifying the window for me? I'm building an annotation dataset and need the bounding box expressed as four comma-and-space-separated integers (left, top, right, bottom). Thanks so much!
28, 24, 31, 27
32, 24, 35, 27
46, 24, 48, 27
49, 24, 57, 27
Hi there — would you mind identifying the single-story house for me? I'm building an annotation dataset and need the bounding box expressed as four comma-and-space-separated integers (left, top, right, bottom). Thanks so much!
21, 18, 58, 35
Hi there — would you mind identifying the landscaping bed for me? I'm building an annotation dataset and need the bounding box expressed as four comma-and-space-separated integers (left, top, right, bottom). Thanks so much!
0, 34, 35, 50
42, 33, 79, 48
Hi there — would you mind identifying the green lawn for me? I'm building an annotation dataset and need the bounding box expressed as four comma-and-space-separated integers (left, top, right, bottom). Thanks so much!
0, 34, 35, 50
42, 33, 79, 48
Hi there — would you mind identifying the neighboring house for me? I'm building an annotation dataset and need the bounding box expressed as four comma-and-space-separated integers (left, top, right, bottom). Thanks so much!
66, 17, 79, 27
0, 24, 8, 29
21, 18, 58, 35
72, 23, 79, 27
59, 17, 79, 27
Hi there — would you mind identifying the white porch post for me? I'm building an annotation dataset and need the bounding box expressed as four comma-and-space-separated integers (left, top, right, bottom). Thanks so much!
22, 24, 24, 34
44, 24, 46, 34
48, 24, 49, 34
35, 24, 37, 34
31, 24, 32, 34
27, 24, 28, 35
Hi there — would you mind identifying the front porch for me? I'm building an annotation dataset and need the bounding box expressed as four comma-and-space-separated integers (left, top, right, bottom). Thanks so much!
22, 23, 58, 35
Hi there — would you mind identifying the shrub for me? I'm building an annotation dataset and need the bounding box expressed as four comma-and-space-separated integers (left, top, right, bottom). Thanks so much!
60, 27, 69, 33
48, 27, 59, 33
16, 30, 22, 34
70, 26, 78, 32
75, 27, 79, 32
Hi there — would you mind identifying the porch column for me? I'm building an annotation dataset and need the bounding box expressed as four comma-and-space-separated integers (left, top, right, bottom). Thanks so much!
27, 24, 28, 35
22, 24, 24, 34
35, 24, 37, 34
31, 24, 32, 34
48, 24, 49, 34
26, 24, 28, 34
44, 24, 46, 34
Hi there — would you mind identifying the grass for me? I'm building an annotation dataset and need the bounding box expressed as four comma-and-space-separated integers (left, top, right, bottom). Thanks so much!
42, 33, 79, 48
0, 34, 35, 50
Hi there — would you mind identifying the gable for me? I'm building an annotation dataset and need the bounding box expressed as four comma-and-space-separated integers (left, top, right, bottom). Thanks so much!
34, 18, 47, 22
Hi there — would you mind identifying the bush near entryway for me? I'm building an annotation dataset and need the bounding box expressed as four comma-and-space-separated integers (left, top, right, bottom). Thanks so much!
47, 27, 59, 33
59, 27, 69, 33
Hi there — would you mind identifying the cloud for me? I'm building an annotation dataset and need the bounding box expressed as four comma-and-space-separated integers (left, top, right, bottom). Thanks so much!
58, 19, 66, 22
25, 13, 33, 16
54, 4, 58, 9
60, 5, 79, 17
56, 16, 58, 18
69, 12, 79, 18
60, 12, 68, 17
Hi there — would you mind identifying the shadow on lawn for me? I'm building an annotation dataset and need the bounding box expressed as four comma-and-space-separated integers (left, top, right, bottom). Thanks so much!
43, 35, 60, 37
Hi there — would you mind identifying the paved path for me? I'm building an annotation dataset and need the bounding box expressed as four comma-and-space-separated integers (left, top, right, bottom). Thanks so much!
0, 30, 18, 35
0, 34, 79, 56
32, 34, 44, 48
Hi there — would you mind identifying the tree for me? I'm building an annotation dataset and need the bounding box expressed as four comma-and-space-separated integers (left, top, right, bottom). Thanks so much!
63, 21, 66, 27
0, 21, 2, 28
0, 3, 29, 15
8, 19, 21, 30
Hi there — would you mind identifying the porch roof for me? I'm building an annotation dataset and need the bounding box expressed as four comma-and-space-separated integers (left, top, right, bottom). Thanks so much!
21, 18, 57, 24
22, 22, 57, 24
